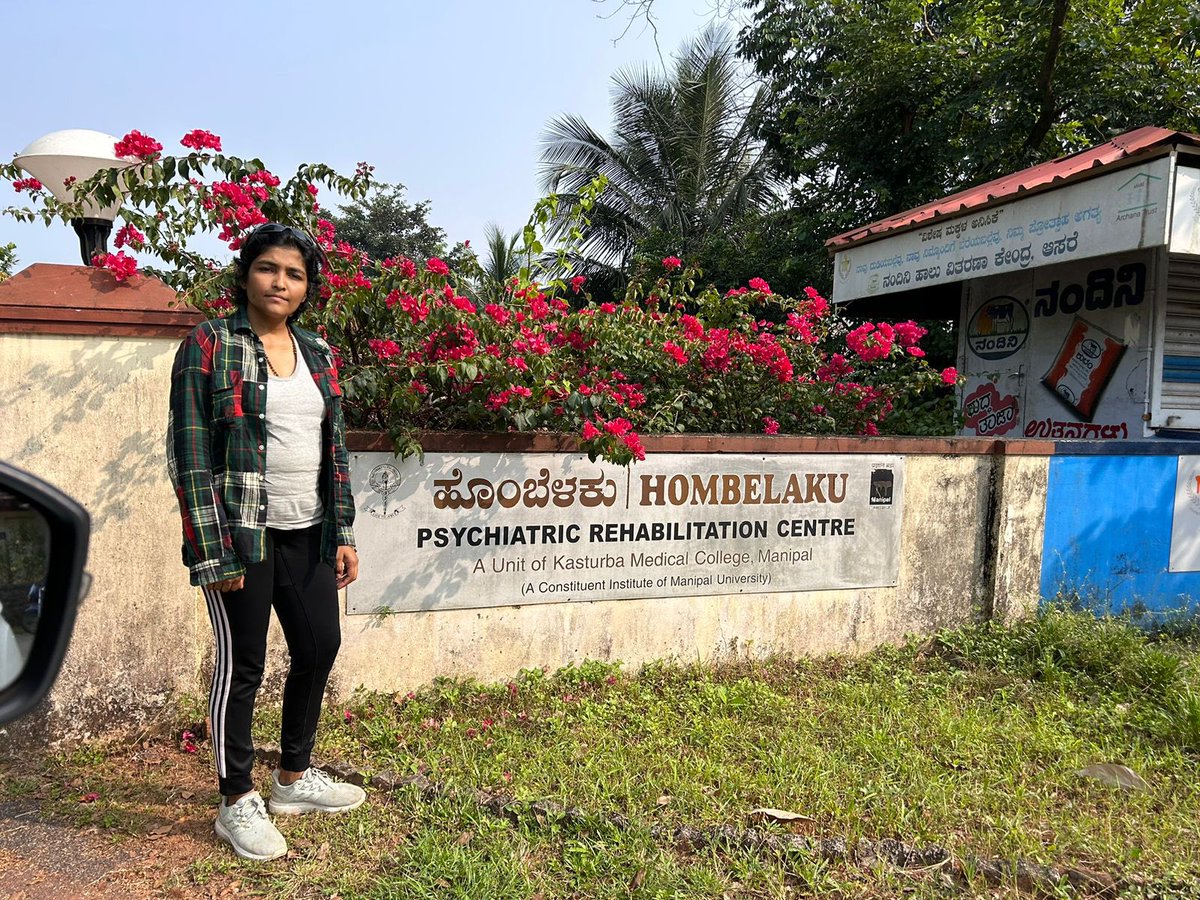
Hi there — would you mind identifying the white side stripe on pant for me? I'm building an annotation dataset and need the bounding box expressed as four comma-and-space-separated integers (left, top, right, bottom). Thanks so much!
202, 586, 233, 779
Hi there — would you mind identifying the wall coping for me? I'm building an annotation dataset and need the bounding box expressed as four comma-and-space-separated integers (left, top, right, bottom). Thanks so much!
348, 430, 1057, 456
0, 263, 200, 338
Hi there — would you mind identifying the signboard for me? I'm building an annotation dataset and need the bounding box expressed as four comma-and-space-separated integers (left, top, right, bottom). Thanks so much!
958, 251, 1154, 440
1170, 455, 1200, 572
1171, 165, 1200, 255
833, 156, 1172, 303
348, 452, 905, 613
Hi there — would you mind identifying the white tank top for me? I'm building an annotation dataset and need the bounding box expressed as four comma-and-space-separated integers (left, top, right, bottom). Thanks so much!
264, 336, 325, 529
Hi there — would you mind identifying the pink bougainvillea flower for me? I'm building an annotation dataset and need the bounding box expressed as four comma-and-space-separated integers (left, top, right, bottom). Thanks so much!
748, 277, 772, 294
343, 709, 356, 724
679, 314, 704, 340
571, 275, 586, 293
846, 322, 894, 362
114, 129, 163, 160
581, 421, 601, 440
113, 224, 146, 250
599, 302, 617, 314
662, 256, 682, 270
180, 129, 222, 152
762, 416, 780, 435
484, 303, 510, 325
306, 183, 319, 196
12, 177, 43, 193
368, 338, 402, 359
941, 366, 959, 385
426, 257, 450, 275
91, 251, 138, 282
662, 341, 688, 366
893, 320, 927, 348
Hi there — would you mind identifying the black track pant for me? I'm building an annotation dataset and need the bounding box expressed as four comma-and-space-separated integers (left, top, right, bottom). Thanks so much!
202, 524, 341, 797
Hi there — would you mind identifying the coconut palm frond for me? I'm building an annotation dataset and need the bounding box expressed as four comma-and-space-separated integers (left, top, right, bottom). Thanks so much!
537, 25, 779, 278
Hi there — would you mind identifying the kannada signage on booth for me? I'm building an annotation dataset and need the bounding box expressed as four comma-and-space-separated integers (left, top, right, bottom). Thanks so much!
348, 453, 905, 613
832, 157, 1171, 304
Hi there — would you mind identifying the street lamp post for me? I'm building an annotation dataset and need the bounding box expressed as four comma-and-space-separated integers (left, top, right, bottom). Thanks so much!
14, 130, 134, 266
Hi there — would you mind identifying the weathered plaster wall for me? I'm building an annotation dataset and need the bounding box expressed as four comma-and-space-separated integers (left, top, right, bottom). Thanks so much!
0, 332, 203, 731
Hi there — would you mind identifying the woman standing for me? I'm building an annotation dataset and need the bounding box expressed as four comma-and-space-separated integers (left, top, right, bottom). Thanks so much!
167, 223, 365, 861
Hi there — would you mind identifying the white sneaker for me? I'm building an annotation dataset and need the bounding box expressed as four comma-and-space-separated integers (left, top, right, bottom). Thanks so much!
214, 791, 287, 861
268, 767, 367, 815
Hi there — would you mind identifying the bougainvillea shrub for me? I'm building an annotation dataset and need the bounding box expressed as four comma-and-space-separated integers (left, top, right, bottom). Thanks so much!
2, 130, 958, 463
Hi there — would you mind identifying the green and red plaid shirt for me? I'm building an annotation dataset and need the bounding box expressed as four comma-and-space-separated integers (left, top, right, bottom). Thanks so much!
167, 308, 355, 586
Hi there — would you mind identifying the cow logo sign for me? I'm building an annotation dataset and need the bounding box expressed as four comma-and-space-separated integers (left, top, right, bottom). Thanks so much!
967, 295, 1030, 361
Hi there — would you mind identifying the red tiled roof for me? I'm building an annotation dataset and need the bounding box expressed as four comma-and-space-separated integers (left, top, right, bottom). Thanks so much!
825, 126, 1200, 250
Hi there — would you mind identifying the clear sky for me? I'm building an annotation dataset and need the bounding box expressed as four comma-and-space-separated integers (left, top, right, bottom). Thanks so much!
1, 0, 730, 269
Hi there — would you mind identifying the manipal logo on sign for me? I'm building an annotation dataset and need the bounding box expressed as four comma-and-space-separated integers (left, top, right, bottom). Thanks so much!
869, 469, 894, 506
967, 295, 1030, 360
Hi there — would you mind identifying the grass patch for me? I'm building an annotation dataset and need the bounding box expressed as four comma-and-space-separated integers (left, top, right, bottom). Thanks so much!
9, 607, 1200, 897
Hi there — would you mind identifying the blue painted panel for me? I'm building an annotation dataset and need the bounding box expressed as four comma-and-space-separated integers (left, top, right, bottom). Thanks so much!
1041, 455, 1200, 610
1164, 355, 1200, 383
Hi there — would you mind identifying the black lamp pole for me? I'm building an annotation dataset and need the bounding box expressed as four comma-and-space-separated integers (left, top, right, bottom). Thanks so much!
72, 218, 113, 265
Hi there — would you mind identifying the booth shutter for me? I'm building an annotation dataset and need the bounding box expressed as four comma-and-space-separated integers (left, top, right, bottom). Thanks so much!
1157, 254, 1200, 427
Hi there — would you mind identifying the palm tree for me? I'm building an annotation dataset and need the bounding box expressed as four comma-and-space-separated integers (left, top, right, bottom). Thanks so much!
539, 25, 780, 291
463, 222, 522, 306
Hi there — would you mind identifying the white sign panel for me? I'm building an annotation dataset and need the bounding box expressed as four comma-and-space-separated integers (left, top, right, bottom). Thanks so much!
833, 156, 1172, 303
957, 251, 1153, 441
348, 453, 905, 613
1170, 455, 1200, 572
1171, 166, 1200, 255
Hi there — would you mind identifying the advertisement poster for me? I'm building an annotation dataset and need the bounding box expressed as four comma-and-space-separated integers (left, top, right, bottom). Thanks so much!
1170, 456, 1200, 572
348, 452, 905, 614
833, 156, 1170, 303
959, 251, 1154, 440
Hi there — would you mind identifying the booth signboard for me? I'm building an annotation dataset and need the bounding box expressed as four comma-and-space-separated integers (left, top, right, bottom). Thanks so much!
347, 452, 904, 614
1172, 165, 1200, 255
958, 251, 1154, 440
833, 157, 1171, 304
1170, 455, 1200, 572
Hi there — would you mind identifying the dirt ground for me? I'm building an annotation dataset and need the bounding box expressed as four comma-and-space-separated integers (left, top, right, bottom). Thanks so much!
0, 737, 261, 899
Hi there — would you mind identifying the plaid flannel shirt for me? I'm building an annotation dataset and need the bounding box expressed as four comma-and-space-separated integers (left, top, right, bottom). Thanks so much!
166, 308, 355, 586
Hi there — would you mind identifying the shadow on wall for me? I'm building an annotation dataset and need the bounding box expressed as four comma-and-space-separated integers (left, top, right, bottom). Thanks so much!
10, 340, 172, 530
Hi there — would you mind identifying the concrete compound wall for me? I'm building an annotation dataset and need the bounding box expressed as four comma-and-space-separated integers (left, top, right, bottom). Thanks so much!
0, 266, 1050, 737
331, 444, 1047, 695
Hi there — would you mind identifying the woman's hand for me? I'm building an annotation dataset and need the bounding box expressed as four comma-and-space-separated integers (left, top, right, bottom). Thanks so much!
212, 576, 244, 593
336, 546, 359, 590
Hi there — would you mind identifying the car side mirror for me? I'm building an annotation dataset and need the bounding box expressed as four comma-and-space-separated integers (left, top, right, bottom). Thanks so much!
0, 463, 90, 725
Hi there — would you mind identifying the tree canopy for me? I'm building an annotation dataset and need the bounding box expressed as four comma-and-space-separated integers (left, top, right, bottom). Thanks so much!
323, 182, 465, 267
738, 0, 1200, 232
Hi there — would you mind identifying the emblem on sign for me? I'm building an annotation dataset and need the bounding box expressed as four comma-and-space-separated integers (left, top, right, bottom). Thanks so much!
869, 468, 894, 507
967, 295, 1029, 361
1188, 468, 1200, 516
367, 463, 403, 519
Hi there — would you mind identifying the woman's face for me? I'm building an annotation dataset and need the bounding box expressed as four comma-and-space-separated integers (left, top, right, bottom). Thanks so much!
243, 244, 308, 325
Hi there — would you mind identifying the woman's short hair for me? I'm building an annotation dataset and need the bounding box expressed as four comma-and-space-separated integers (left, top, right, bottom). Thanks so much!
232, 224, 324, 322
